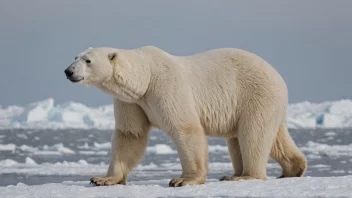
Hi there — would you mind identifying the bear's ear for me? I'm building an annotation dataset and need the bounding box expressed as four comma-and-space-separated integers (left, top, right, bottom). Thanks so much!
108, 52, 118, 65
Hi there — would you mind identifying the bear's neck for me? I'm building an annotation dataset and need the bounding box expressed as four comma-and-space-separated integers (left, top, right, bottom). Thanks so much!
99, 53, 152, 103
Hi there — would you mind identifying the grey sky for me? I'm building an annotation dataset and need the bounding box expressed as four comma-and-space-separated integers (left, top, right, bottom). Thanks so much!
0, 0, 351, 106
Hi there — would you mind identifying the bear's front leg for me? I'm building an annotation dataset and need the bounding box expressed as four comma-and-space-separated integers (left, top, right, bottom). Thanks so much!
168, 125, 208, 187
90, 128, 150, 186
90, 100, 150, 186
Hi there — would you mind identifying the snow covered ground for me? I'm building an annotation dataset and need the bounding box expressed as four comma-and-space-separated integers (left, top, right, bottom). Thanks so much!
0, 129, 351, 197
1, 98, 352, 197
1, 98, 352, 129
1, 176, 352, 198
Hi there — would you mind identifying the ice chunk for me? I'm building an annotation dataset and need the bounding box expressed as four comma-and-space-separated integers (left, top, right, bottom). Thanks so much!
147, 144, 176, 154
0, 159, 18, 166
0, 144, 16, 152
25, 157, 37, 165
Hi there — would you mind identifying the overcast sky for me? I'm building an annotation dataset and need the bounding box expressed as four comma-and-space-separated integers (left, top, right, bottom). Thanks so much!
0, 0, 351, 106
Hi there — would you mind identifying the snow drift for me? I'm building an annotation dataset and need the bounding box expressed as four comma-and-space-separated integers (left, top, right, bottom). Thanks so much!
1, 98, 352, 129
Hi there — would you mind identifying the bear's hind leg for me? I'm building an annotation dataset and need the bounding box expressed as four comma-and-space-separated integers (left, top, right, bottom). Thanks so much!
219, 138, 244, 181
234, 119, 279, 181
270, 123, 307, 178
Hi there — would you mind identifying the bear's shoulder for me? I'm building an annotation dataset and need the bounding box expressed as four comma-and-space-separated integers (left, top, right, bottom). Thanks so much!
137, 46, 168, 55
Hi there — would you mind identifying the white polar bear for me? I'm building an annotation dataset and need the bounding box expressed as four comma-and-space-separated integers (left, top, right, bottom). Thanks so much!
64, 46, 307, 187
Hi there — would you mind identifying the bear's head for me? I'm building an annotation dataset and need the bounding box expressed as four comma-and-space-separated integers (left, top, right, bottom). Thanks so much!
65, 47, 151, 102
64, 47, 117, 86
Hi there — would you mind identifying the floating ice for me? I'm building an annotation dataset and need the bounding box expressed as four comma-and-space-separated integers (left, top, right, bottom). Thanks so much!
25, 157, 37, 165
147, 144, 176, 154
77, 142, 89, 149
287, 99, 352, 128
325, 131, 337, 136
1, 98, 352, 129
0, 144, 16, 152
0, 159, 18, 167
208, 145, 229, 153
41, 143, 75, 155
0, 98, 114, 129
93, 142, 111, 150
1, 143, 75, 155
18, 145, 38, 152
300, 141, 352, 157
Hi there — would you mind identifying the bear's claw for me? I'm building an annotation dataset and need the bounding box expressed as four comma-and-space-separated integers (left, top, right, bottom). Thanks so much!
168, 178, 204, 187
90, 177, 126, 186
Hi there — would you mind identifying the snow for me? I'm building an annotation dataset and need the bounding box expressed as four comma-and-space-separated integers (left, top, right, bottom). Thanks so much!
300, 141, 352, 157
325, 131, 337, 136
93, 142, 111, 149
77, 142, 89, 149
0, 158, 240, 176
0, 159, 108, 175
4, 139, 352, 164
1, 98, 352, 129
1, 136, 351, 197
147, 144, 176, 154
42, 143, 75, 155
0, 158, 341, 197
287, 99, 352, 128
16, 133, 28, 139
0, 98, 114, 129
0, 159, 18, 167
25, 157, 37, 165
0, 143, 75, 155
0, 142, 230, 156
208, 145, 229, 153
93, 142, 178, 155
78, 150, 108, 155
0, 143, 16, 152
1, 176, 352, 198
18, 145, 38, 152
92, 142, 228, 155
311, 164, 331, 168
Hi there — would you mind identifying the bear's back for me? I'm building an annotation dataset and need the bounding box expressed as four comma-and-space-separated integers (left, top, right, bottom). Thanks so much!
176, 48, 288, 136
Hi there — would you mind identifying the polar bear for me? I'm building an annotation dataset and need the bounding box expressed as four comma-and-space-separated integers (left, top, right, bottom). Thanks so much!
64, 46, 307, 187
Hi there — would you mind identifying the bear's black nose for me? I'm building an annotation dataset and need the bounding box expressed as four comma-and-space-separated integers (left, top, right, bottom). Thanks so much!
65, 69, 73, 77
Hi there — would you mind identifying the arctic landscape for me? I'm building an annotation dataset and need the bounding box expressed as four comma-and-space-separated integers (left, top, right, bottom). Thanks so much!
1, 98, 352, 197
2, 98, 352, 129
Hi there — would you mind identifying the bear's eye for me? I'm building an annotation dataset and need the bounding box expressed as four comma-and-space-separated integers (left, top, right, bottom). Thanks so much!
85, 60, 91, 64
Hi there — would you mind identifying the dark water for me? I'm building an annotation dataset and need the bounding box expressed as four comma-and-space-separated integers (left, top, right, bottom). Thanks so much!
0, 128, 351, 186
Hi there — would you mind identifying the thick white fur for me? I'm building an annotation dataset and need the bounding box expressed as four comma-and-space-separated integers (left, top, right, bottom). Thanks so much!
67, 46, 307, 187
